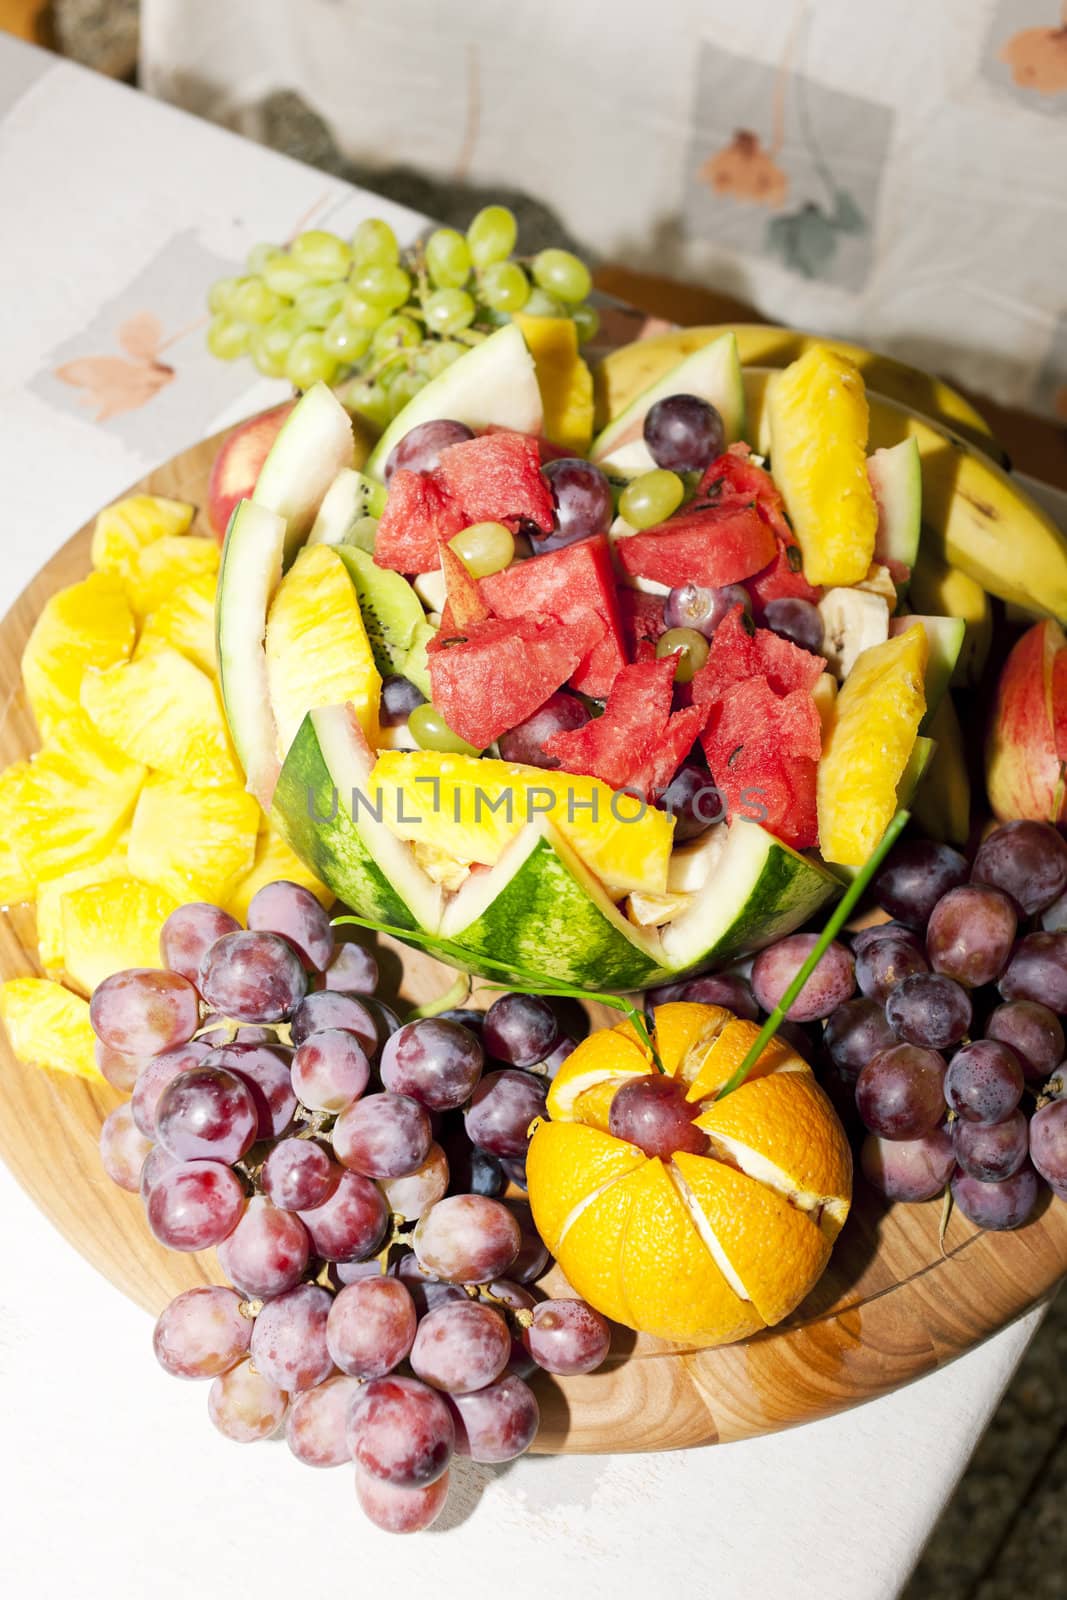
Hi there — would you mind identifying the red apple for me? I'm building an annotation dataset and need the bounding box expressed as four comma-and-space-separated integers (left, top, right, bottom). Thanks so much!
986, 619, 1067, 823
207, 401, 294, 541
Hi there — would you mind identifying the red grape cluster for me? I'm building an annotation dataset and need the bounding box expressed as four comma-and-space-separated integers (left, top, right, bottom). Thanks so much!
93, 881, 609, 1534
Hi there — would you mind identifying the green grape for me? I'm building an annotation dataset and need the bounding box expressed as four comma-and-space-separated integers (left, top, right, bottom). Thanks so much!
285, 330, 338, 389
230, 278, 285, 325
207, 275, 243, 316
245, 241, 277, 276
656, 627, 709, 684
206, 316, 252, 360
571, 301, 600, 344
351, 217, 400, 267
371, 315, 422, 357
448, 521, 515, 578
348, 516, 379, 554
323, 314, 372, 362
294, 282, 347, 329
413, 340, 465, 378
386, 368, 430, 411
466, 205, 518, 268
619, 469, 685, 530
522, 287, 567, 318
350, 263, 412, 310
343, 291, 390, 331
479, 260, 531, 313
344, 378, 396, 432
290, 229, 352, 282
261, 250, 311, 298
255, 309, 302, 364
532, 248, 592, 304
423, 288, 476, 335
425, 228, 472, 289
409, 703, 480, 755
250, 325, 291, 378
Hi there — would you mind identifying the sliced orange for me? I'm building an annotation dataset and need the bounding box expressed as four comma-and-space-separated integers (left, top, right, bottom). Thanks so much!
555, 1164, 644, 1326
545, 1027, 652, 1122
685, 1017, 807, 1103
525, 1120, 644, 1254
653, 1001, 729, 1082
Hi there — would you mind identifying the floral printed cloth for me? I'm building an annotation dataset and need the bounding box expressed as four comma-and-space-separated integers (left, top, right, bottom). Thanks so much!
141, 0, 1067, 419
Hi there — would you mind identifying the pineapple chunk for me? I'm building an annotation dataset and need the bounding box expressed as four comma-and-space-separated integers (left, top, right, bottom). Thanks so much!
81, 647, 241, 788
225, 825, 334, 922
0, 763, 35, 905
265, 543, 381, 758
91, 493, 195, 577
35, 841, 131, 978
9, 711, 145, 887
135, 571, 217, 676
22, 571, 136, 737
0, 977, 102, 1081
124, 535, 219, 621
512, 313, 594, 453
766, 347, 878, 587
60, 877, 181, 996
128, 774, 259, 904
818, 624, 928, 866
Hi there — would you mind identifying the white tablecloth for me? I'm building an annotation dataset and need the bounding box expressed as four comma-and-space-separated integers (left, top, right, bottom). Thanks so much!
0, 38, 1052, 1600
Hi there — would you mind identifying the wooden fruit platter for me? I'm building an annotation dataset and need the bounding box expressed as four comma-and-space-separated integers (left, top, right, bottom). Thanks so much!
2, 429, 1066, 1456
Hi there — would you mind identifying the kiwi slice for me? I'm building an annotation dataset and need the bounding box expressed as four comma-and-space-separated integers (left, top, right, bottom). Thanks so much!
336, 546, 425, 676
403, 619, 438, 699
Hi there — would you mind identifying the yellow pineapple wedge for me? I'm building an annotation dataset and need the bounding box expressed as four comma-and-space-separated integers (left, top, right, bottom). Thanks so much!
226, 825, 334, 922
60, 877, 181, 996
91, 493, 195, 577
818, 624, 928, 866
81, 646, 241, 788
128, 774, 259, 904
0, 977, 102, 1081
135, 571, 217, 675
265, 543, 380, 759
512, 313, 594, 453
766, 347, 878, 587
21, 570, 136, 738
124, 535, 220, 622
35, 840, 131, 978
0, 763, 35, 905
8, 710, 145, 887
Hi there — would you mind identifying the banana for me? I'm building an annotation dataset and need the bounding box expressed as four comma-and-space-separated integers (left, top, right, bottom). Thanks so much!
596, 324, 1003, 462
909, 548, 993, 685
911, 695, 971, 845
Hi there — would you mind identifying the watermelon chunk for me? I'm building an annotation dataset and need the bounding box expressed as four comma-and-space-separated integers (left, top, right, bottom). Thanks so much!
701, 677, 821, 850
480, 536, 626, 698
374, 469, 469, 574
698, 444, 820, 616
690, 607, 824, 706
438, 543, 490, 633
747, 541, 822, 617
543, 658, 677, 790
616, 588, 667, 655
627, 703, 710, 801
428, 614, 600, 749
437, 432, 555, 533
615, 503, 777, 591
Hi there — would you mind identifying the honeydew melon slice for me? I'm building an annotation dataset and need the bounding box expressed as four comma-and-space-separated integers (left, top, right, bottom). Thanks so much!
889, 614, 966, 731
216, 499, 287, 810
364, 324, 543, 480
307, 468, 387, 545
252, 382, 356, 567
589, 332, 746, 474
869, 438, 921, 580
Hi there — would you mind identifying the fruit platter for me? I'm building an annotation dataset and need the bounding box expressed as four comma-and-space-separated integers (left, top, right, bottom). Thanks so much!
2, 208, 1067, 1533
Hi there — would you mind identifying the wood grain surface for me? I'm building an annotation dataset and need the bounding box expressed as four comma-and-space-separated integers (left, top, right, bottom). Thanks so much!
1, 430, 1065, 1456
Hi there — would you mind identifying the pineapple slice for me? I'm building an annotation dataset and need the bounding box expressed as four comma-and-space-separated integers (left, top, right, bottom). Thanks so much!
125, 536, 220, 622
225, 824, 334, 922
128, 774, 259, 904
22, 570, 136, 737
0, 977, 102, 1081
135, 571, 217, 675
512, 313, 594, 453
9, 710, 145, 887
817, 623, 928, 866
0, 763, 35, 905
265, 543, 380, 758
766, 347, 878, 587
60, 876, 181, 996
91, 493, 195, 577
81, 646, 241, 788
35, 841, 131, 979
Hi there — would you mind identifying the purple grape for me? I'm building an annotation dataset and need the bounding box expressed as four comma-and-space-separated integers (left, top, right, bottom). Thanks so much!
662, 583, 749, 639
286, 1374, 362, 1468
464, 1070, 547, 1158
249, 1283, 333, 1392
290, 990, 377, 1052
1041, 888, 1067, 932
412, 1195, 521, 1284
217, 1195, 310, 1299
410, 1301, 511, 1394
536, 1034, 579, 1077
954, 1112, 1029, 1182
435, 1007, 484, 1038
855, 1044, 946, 1140
854, 938, 928, 1004
155, 1065, 258, 1164
334, 1092, 432, 1179
204, 1042, 298, 1140
643, 394, 724, 472
762, 598, 823, 654
447, 1373, 540, 1463
261, 1138, 340, 1212
751, 934, 856, 1022
378, 1142, 450, 1221
540, 457, 613, 548
522, 1298, 611, 1375
247, 880, 334, 972
873, 842, 969, 928
321, 941, 378, 994
347, 1375, 454, 1488
944, 1040, 1024, 1125
926, 886, 1017, 988
860, 1127, 955, 1201
153, 1286, 252, 1379
655, 759, 724, 834
1029, 1099, 1067, 1191
608, 1075, 709, 1159
482, 993, 559, 1067
208, 1361, 288, 1442
98, 1103, 154, 1192
379, 1018, 484, 1111
998, 933, 1067, 1012
292, 1028, 370, 1113
160, 903, 241, 986
198, 931, 307, 1023
884, 974, 972, 1051
971, 821, 1067, 915
392, 1251, 469, 1316
824, 998, 899, 1079
326, 1278, 417, 1380
139, 1143, 178, 1201
384, 418, 473, 482
90, 969, 201, 1056
298, 1170, 389, 1262
146, 1160, 246, 1251
776, 1019, 818, 1063
950, 1163, 1040, 1230
497, 691, 590, 769
852, 922, 925, 955
354, 1465, 450, 1533
500, 1155, 528, 1190
380, 674, 427, 727
130, 1040, 211, 1137
504, 1199, 551, 1283
93, 1039, 144, 1093
986, 1000, 1064, 1086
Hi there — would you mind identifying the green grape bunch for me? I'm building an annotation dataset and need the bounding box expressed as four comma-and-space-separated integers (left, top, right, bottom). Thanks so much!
204, 206, 599, 429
